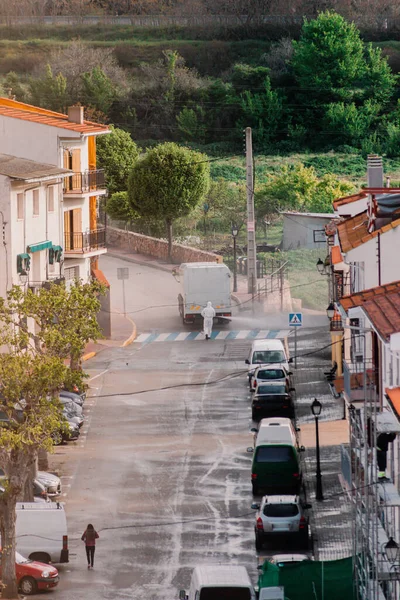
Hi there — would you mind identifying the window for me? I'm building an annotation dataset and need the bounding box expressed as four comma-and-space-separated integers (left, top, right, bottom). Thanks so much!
17, 193, 24, 220
64, 266, 79, 281
257, 369, 286, 380
33, 190, 39, 216
199, 589, 251, 600
255, 446, 294, 463
253, 350, 285, 364
48, 187, 54, 213
257, 385, 286, 395
264, 504, 299, 518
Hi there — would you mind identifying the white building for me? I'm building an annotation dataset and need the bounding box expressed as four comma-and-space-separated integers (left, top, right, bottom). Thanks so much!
0, 153, 70, 298
0, 99, 110, 287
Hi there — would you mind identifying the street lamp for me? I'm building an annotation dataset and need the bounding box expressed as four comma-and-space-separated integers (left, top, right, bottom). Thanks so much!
316, 258, 325, 275
311, 398, 324, 501
385, 538, 400, 564
326, 302, 335, 319
232, 223, 238, 293
19, 269, 29, 286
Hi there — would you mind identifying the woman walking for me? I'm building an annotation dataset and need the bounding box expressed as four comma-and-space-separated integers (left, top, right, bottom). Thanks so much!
81, 523, 99, 569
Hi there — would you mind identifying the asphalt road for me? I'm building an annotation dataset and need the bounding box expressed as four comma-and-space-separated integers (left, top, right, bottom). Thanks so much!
32, 255, 328, 599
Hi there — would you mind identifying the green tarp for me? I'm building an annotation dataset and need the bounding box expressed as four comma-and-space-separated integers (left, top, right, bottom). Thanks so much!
258, 557, 354, 600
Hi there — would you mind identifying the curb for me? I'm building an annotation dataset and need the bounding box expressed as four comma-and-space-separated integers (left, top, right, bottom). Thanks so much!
107, 250, 175, 274
81, 312, 137, 362
82, 351, 97, 362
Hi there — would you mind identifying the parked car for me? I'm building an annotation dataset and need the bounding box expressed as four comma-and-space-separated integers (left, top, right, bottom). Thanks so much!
268, 554, 311, 565
52, 419, 80, 445
251, 495, 311, 551
63, 405, 84, 428
246, 339, 290, 384
60, 390, 85, 407
36, 472, 61, 497
63, 383, 86, 401
251, 365, 292, 393
0, 550, 59, 595
251, 382, 295, 420
0, 470, 49, 502
59, 396, 82, 416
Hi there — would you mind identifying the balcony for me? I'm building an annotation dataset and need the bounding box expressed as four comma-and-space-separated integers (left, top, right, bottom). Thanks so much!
64, 228, 106, 255
343, 359, 378, 403
63, 170, 106, 195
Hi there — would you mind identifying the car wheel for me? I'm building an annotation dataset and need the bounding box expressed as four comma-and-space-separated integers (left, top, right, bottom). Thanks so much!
251, 410, 258, 421
255, 534, 263, 552
19, 576, 37, 596
252, 482, 259, 496
300, 527, 309, 549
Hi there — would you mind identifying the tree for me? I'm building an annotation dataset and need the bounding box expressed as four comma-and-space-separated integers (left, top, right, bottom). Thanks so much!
106, 191, 137, 221
96, 126, 140, 195
127, 142, 210, 259
29, 65, 68, 112
80, 66, 117, 115
237, 77, 283, 147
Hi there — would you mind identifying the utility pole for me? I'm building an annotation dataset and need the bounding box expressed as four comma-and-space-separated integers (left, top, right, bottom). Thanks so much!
245, 127, 256, 295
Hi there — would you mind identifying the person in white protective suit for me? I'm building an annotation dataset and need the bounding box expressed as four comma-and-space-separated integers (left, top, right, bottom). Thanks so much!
201, 301, 216, 340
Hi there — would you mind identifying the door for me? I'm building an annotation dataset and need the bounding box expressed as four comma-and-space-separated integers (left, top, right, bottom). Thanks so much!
72, 208, 82, 249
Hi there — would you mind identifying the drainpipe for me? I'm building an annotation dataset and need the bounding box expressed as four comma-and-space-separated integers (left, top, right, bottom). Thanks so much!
23, 184, 40, 286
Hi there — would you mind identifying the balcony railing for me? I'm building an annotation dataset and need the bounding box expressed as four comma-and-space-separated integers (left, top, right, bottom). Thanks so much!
64, 228, 106, 253
63, 170, 106, 194
343, 359, 378, 403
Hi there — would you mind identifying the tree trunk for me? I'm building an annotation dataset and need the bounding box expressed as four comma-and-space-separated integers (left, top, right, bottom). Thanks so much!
166, 218, 173, 263
19, 460, 35, 503
0, 495, 19, 599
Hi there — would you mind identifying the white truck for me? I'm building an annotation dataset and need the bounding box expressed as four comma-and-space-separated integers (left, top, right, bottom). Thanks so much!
177, 262, 232, 325
179, 565, 256, 600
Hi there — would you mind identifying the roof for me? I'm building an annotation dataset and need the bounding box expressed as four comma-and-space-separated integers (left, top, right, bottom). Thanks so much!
256, 418, 295, 445
340, 281, 400, 311
0, 98, 109, 135
331, 245, 343, 265
193, 565, 251, 587
386, 388, 400, 419
281, 211, 335, 219
337, 210, 400, 253
252, 339, 285, 350
264, 495, 298, 503
333, 192, 368, 210
362, 290, 400, 340
0, 153, 71, 181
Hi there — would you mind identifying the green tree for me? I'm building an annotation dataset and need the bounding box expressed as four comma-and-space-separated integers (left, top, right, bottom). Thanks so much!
292, 11, 365, 99
81, 66, 117, 115
176, 107, 206, 142
325, 100, 380, 145
29, 64, 68, 112
96, 126, 140, 195
361, 44, 397, 105
127, 142, 210, 259
106, 191, 137, 221
230, 63, 271, 94
237, 77, 283, 147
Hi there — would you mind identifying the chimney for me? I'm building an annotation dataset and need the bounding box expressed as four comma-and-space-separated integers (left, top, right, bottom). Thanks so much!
367, 155, 383, 188
67, 105, 84, 125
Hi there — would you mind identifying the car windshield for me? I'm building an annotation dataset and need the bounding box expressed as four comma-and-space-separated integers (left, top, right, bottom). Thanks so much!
15, 552, 31, 565
199, 588, 251, 600
257, 385, 286, 395
264, 504, 299, 517
252, 351, 285, 365
255, 446, 294, 463
257, 369, 286, 380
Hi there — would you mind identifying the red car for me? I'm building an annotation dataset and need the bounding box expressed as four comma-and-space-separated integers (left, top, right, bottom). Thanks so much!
0, 550, 59, 595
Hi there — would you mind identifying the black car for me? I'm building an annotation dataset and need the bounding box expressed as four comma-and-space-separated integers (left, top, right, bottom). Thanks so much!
251, 383, 295, 421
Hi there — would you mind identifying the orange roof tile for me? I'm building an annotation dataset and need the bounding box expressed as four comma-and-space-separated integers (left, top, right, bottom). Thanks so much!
386, 387, 400, 417
331, 245, 343, 265
362, 290, 400, 340
340, 281, 400, 311
333, 192, 368, 209
337, 211, 400, 253
0, 98, 109, 135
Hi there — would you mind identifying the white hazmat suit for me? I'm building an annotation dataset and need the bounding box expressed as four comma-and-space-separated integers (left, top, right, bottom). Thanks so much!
201, 301, 216, 340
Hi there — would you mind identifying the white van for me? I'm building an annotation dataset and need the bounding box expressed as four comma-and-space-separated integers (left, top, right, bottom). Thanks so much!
245, 340, 289, 384
180, 565, 256, 600
15, 502, 68, 564
253, 417, 298, 447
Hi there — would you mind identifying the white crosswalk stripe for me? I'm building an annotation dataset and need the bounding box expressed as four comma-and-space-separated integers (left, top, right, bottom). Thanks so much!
133, 329, 289, 345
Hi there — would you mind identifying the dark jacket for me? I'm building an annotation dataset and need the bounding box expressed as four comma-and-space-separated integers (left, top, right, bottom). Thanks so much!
81, 528, 99, 547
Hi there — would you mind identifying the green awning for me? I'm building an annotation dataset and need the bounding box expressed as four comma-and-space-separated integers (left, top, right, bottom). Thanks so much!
27, 240, 52, 253
18, 253, 30, 260
52, 245, 62, 252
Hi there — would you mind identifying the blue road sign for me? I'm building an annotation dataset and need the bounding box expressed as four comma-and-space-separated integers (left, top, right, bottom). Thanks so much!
289, 312, 303, 327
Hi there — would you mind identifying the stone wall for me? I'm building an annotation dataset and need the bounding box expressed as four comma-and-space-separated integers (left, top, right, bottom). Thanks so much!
106, 226, 223, 264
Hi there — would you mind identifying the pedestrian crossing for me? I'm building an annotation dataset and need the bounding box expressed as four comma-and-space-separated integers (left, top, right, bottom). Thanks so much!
134, 329, 290, 345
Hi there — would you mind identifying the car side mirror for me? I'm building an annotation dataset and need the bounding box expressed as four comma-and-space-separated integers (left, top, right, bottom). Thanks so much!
251, 502, 260, 510
288, 357, 293, 363
289, 387, 295, 392
303, 503, 312, 509
250, 428, 257, 433
179, 591, 187, 600
247, 447, 254, 453
296, 427, 301, 432
245, 359, 250, 365
288, 371, 293, 376
250, 389, 255, 393
300, 445, 306, 452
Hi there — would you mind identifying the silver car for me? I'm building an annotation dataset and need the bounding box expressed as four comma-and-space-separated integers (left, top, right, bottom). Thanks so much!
251, 495, 311, 551
36, 471, 62, 497
250, 365, 291, 393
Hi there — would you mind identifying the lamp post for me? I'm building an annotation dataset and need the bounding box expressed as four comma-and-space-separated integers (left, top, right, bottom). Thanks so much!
385, 537, 400, 565
232, 223, 238, 293
311, 398, 324, 501
19, 269, 29, 288
326, 302, 335, 319
316, 258, 326, 275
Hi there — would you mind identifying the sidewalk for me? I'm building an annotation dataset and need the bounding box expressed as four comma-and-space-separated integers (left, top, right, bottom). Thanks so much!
82, 310, 136, 361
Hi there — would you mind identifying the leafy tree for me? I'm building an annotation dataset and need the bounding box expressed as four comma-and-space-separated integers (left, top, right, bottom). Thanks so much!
96, 126, 140, 194
237, 77, 283, 147
3, 71, 27, 102
81, 66, 117, 115
29, 64, 68, 112
325, 100, 380, 145
127, 142, 210, 259
230, 63, 271, 94
106, 191, 137, 221
176, 106, 206, 142
361, 44, 397, 105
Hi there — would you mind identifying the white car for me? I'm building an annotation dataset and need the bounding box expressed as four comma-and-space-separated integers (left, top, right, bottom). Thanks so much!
251, 495, 311, 551
250, 365, 292, 393
36, 472, 62, 497
268, 554, 311, 565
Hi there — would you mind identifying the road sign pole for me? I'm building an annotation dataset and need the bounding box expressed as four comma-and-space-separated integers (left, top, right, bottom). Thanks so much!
122, 278, 126, 318
294, 327, 297, 369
